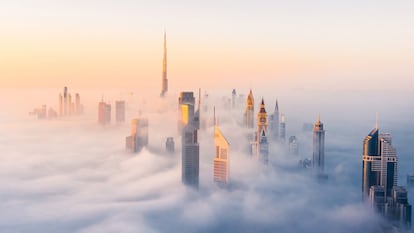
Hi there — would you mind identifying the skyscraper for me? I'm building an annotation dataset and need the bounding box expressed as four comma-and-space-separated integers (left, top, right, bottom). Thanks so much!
279, 114, 286, 143
182, 124, 199, 188
115, 100, 126, 123
362, 124, 398, 198
63, 86, 68, 116
75, 93, 81, 114
58, 94, 63, 116
244, 89, 255, 128
193, 89, 201, 130
178, 92, 196, 133
160, 31, 168, 97
289, 136, 299, 156
126, 118, 149, 152
213, 124, 230, 184
231, 89, 236, 109
98, 101, 111, 125
364, 122, 412, 228
312, 115, 325, 173
271, 100, 279, 140
256, 98, 269, 164
166, 137, 175, 154
68, 94, 73, 115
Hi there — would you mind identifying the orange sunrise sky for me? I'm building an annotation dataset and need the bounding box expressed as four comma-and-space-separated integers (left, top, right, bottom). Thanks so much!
1, 1, 413, 91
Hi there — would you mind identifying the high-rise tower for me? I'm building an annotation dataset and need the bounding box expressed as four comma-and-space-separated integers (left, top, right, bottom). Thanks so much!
182, 124, 199, 188
98, 100, 111, 125
362, 126, 380, 199
279, 114, 286, 143
362, 122, 398, 199
213, 124, 230, 184
256, 98, 269, 163
245, 89, 254, 128
231, 89, 236, 109
126, 118, 149, 152
178, 92, 196, 133
363, 121, 410, 228
312, 115, 325, 173
115, 100, 126, 123
271, 100, 279, 140
160, 31, 168, 97
63, 86, 68, 116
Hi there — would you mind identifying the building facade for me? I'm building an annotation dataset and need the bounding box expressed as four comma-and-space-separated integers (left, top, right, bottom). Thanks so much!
125, 118, 149, 152
182, 124, 199, 188
213, 126, 230, 184
271, 100, 279, 140
312, 115, 325, 173
115, 100, 126, 123
244, 89, 254, 129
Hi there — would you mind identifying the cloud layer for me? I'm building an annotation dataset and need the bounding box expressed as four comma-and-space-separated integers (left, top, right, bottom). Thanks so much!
0, 88, 412, 233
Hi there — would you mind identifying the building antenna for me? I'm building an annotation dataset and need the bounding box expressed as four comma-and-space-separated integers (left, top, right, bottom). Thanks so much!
375, 112, 379, 129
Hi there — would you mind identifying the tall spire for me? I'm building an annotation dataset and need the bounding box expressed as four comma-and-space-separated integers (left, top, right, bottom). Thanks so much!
375, 112, 379, 129
275, 99, 279, 112
160, 30, 168, 97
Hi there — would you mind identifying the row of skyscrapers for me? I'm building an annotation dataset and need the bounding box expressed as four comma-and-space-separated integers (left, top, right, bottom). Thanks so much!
136, 30, 412, 229
98, 99, 125, 125
30, 86, 84, 119
176, 89, 326, 188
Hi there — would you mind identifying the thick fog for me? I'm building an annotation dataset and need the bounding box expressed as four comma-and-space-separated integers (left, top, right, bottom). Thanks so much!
0, 87, 413, 233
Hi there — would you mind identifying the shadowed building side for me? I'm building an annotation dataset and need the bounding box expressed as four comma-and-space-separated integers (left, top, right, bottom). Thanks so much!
271, 100, 279, 141
182, 124, 199, 188
362, 127, 380, 199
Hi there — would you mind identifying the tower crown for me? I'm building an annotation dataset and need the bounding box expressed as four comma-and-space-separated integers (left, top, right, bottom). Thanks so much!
247, 89, 254, 106
259, 98, 266, 113
314, 114, 324, 130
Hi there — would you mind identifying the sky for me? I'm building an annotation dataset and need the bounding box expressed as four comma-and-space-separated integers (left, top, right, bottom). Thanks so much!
0, 1, 413, 90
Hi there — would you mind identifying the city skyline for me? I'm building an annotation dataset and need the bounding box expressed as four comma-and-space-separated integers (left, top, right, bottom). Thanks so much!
1, 86, 414, 232
1, 1, 414, 232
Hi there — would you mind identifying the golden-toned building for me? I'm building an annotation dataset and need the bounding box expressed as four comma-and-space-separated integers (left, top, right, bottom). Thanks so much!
213, 126, 230, 184
245, 89, 254, 128
178, 92, 195, 133
126, 118, 149, 152
256, 98, 269, 163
